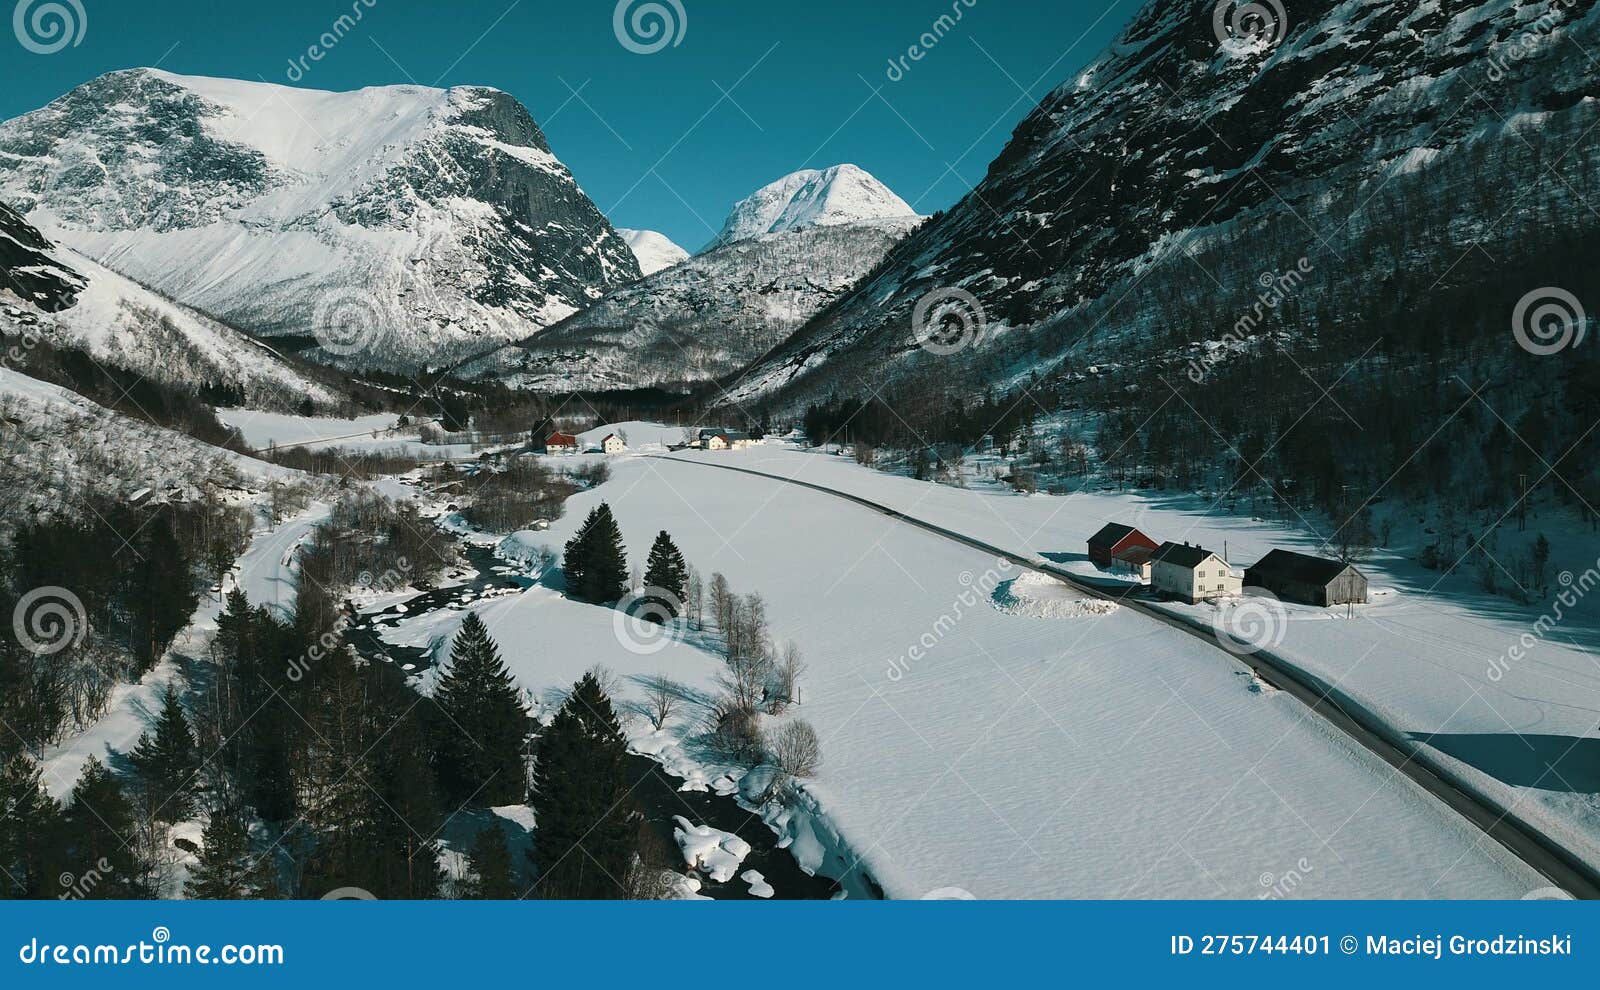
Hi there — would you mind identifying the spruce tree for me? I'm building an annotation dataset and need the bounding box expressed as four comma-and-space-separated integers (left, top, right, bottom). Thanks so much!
433, 613, 528, 807
561, 508, 598, 599
0, 752, 65, 898
641, 530, 688, 621
463, 825, 517, 899
585, 504, 630, 603
63, 757, 146, 898
529, 672, 643, 899
184, 804, 279, 899
130, 684, 199, 821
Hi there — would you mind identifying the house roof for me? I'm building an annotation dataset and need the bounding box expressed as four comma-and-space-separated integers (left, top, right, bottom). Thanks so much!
547, 432, 578, 445
1088, 522, 1150, 548
1246, 549, 1361, 586
702, 429, 748, 442
1113, 547, 1153, 565
601, 433, 622, 443
1150, 542, 1218, 569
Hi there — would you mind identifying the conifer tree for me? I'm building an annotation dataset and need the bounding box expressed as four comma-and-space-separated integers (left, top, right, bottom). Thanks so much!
433, 613, 528, 807
63, 756, 146, 898
463, 825, 517, 899
0, 752, 65, 898
528, 672, 643, 899
130, 684, 200, 821
563, 504, 629, 603
641, 530, 688, 620
184, 804, 279, 899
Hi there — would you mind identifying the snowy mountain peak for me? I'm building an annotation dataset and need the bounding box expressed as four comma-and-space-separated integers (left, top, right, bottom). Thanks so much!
707, 164, 919, 249
0, 68, 640, 372
617, 229, 690, 276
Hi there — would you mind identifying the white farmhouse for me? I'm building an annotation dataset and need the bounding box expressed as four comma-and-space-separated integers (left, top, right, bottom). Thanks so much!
1149, 542, 1241, 603
601, 433, 627, 454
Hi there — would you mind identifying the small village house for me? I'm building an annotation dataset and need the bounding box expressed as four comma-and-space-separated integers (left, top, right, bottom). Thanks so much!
1150, 542, 1241, 603
1245, 549, 1369, 606
1110, 546, 1153, 581
601, 433, 627, 454
1086, 523, 1159, 569
545, 431, 579, 454
701, 428, 754, 451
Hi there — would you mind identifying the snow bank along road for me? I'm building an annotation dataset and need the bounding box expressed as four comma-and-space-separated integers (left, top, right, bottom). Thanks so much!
456, 449, 1546, 898
649, 453, 1598, 899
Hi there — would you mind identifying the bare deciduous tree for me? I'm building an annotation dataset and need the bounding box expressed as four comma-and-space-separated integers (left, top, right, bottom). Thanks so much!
645, 674, 679, 730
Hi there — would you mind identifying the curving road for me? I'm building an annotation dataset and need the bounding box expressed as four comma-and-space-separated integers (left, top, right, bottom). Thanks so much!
651, 453, 1600, 900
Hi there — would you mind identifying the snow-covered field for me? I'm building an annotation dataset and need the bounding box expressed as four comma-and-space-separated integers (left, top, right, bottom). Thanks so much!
372, 437, 1547, 898
658, 441, 1600, 874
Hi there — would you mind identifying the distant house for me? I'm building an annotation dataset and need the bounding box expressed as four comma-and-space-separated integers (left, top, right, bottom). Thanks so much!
546, 431, 579, 454
1086, 523, 1159, 569
1245, 550, 1369, 606
701, 429, 753, 451
1110, 546, 1154, 581
601, 433, 627, 454
1150, 542, 1241, 603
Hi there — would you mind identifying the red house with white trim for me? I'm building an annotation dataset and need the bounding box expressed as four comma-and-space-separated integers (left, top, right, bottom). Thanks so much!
1086, 523, 1159, 569
546, 431, 579, 453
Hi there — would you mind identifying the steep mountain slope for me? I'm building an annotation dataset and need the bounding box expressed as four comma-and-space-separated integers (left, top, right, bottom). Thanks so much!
706, 164, 918, 249
0, 204, 341, 410
0, 69, 640, 372
618, 228, 690, 275
467, 219, 921, 391
730, 0, 1600, 406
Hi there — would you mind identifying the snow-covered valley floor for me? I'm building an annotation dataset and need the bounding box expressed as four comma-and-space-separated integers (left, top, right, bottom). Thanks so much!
374, 430, 1551, 898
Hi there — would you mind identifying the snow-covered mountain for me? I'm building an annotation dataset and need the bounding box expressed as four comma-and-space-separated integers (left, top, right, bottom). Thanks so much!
466, 218, 921, 392
0, 203, 341, 410
617, 228, 690, 276
706, 164, 919, 249
0, 69, 640, 373
729, 0, 1600, 406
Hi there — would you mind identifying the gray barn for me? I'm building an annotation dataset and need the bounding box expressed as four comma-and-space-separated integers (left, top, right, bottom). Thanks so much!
1244, 550, 1369, 606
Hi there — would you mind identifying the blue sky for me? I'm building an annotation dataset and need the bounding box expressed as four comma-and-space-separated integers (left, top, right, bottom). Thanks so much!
1, 0, 1133, 250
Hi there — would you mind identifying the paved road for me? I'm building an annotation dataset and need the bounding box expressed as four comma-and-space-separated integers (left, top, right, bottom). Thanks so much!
652, 453, 1600, 900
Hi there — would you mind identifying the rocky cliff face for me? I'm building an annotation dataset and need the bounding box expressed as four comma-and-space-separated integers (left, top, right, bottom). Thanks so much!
729, 0, 1600, 405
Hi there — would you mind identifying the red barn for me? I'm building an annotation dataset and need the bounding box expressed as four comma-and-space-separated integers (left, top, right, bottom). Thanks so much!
1087, 523, 1159, 569
546, 431, 579, 453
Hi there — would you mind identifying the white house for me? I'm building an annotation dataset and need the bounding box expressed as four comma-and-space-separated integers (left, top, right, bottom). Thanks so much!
701, 429, 754, 451
601, 433, 627, 454
1149, 542, 1241, 603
